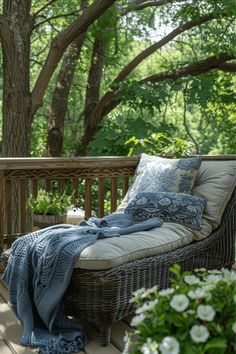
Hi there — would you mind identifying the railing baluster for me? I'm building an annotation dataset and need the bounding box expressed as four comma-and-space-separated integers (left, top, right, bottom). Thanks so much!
85, 178, 93, 219
19, 179, 29, 233
58, 179, 66, 194
45, 180, 51, 192
110, 177, 118, 213
72, 178, 79, 201
5, 180, 12, 235
98, 177, 105, 218
122, 176, 129, 198
32, 180, 38, 198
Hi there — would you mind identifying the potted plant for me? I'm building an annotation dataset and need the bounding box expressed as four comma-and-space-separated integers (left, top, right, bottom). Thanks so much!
27, 189, 73, 228
124, 264, 236, 354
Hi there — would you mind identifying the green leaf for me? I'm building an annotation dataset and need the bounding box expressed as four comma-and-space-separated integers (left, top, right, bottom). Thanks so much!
204, 338, 228, 351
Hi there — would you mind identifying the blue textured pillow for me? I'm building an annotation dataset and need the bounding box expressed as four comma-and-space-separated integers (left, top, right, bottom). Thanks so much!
128, 154, 202, 200
124, 192, 206, 230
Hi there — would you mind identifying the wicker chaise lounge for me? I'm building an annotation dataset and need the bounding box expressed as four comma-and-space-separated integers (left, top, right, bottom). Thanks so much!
1, 157, 235, 347
61, 157, 236, 345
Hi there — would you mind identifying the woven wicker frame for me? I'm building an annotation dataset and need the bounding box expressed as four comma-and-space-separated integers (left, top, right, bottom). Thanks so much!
62, 188, 236, 345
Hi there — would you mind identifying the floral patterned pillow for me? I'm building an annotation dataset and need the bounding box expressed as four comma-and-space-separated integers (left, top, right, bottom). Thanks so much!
127, 154, 202, 200
124, 192, 206, 230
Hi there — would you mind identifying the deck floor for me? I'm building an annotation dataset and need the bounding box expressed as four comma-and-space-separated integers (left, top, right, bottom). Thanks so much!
1, 263, 235, 353
0, 279, 129, 354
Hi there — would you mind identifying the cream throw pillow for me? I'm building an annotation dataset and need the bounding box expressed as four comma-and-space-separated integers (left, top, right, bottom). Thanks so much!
192, 160, 236, 229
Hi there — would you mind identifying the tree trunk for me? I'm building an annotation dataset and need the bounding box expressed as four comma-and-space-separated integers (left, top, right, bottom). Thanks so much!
1, 0, 33, 157
46, 0, 88, 157
79, 38, 106, 155
46, 32, 87, 157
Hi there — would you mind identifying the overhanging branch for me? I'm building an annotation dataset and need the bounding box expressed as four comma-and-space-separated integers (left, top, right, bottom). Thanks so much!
122, 0, 188, 12
217, 62, 236, 73
102, 54, 235, 119
141, 54, 236, 83
34, 11, 80, 29
34, 0, 59, 17
113, 12, 218, 84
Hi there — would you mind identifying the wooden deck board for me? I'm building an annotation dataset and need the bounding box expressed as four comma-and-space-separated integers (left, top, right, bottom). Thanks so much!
0, 300, 131, 354
0, 280, 9, 303
81, 321, 121, 354
110, 320, 131, 351
0, 303, 37, 353
0, 338, 13, 354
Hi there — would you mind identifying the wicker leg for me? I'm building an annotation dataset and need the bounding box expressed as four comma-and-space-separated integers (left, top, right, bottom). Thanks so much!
99, 325, 111, 346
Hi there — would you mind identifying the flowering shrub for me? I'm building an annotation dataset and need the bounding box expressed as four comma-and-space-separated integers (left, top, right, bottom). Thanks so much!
123, 265, 236, 354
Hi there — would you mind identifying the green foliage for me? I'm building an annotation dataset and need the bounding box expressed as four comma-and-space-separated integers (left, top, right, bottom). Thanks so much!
117, 80, 171, 114
126, 133, 194, 158
125, 266, 236, 354
88, 109, 158, 156
27, 189, 73, 215
1, 0, 235, 157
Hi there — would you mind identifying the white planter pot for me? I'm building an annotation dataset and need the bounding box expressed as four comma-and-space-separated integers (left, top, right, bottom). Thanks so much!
33, 214, 66, 229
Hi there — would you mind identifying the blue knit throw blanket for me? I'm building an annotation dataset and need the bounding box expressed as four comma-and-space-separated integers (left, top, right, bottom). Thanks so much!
2, 212, 163, 354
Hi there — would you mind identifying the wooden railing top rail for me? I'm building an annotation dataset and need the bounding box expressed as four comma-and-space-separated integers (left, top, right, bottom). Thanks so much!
0, 155, 234, 172
0, 156, 139, 171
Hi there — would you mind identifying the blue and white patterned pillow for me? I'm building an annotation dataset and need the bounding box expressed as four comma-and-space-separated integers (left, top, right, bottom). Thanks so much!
128, 154, 202, 200
124, 192, 206, 230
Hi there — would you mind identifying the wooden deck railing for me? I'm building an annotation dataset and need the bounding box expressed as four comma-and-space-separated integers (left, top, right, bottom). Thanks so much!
0, 157, 139, 238
0, 155, 234, 244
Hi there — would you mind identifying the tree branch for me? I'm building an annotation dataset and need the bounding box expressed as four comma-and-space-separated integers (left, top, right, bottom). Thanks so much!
103, 54, 235, 119
30, 0, 116, 118
217, 62, 236, 73
78, 12, 227, 152
34, 0, 59, 17
113, 13, 218, 84
141, 54, 235, 83
123, 0, 187, 12
34, 11, 80, 29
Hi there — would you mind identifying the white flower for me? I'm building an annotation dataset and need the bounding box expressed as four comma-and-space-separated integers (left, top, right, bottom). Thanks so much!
184, 274, 200, 285
140, 286, 158, 299
190, 325, 209, 343
197, 304, 215, 321
205, 274, 222, 284
159, 288, 174, 297
141, 337, 159, 354
159, 336, 180, 354
122, 332, 131, 354
195, 268, 206, 272
170, 294, 189, 312
232, 322, 236, 334
188, 287, 206, 299
222, 268, 236, 281
130, 313, 146, 327
207, 269, 222, 275
130, 287, 146, 303
136, 299, 158, 314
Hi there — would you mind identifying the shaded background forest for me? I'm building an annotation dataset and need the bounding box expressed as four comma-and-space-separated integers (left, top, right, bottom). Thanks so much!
0, 0, 235, 158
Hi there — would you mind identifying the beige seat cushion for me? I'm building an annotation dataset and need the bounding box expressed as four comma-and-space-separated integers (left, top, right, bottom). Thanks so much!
192, 160, 236, 229
75, 222, 200, 270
